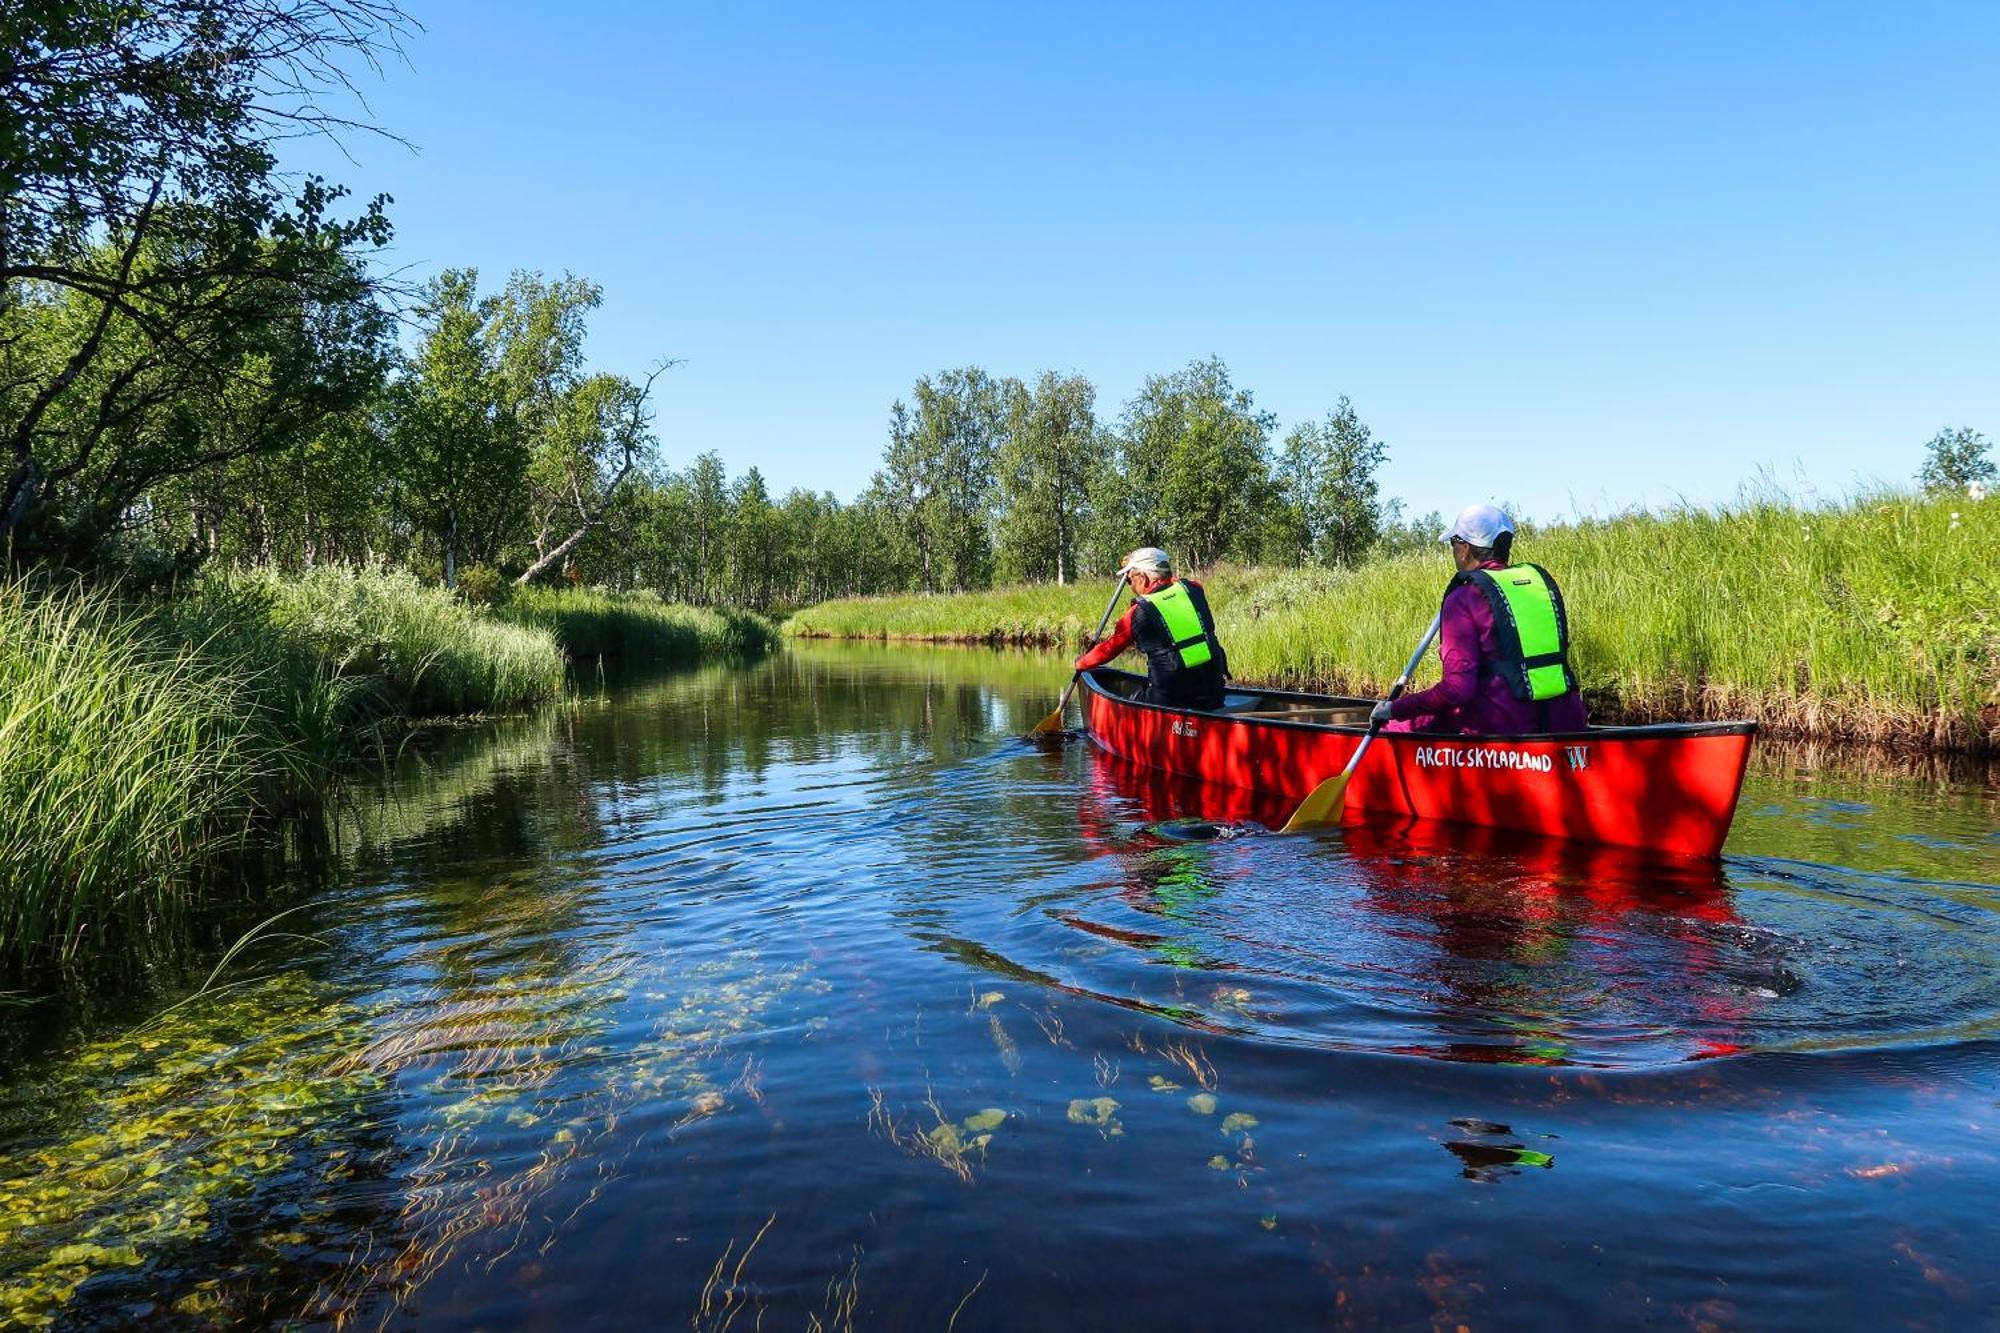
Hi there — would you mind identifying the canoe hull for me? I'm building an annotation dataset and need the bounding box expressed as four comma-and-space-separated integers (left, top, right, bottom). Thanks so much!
1079, 670, 1754, 858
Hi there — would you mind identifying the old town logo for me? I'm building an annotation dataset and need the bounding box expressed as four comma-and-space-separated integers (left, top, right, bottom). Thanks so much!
1170, 720, 1199, 738
1564, 745, 1590, 771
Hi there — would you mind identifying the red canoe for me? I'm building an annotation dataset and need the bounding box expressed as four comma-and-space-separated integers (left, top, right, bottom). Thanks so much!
1079, 668, 1756, 858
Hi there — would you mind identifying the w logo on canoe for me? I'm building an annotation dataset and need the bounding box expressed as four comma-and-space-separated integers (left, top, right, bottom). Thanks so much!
1563, 745, 1590, 771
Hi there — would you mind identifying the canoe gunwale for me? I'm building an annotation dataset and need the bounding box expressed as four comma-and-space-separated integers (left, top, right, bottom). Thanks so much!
1079, 667, 1759, 743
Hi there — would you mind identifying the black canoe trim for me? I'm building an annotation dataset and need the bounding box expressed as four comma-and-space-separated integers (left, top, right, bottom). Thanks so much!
1079, 668, 1759, 742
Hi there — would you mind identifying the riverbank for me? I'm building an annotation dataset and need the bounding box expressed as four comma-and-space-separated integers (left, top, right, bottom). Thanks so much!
499, 584, 780, 664
788, 493, 1999, 753
0, 568, 775, 985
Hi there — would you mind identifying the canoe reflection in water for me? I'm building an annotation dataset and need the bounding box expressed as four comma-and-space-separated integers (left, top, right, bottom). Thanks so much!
1068, 750, 1776, 1069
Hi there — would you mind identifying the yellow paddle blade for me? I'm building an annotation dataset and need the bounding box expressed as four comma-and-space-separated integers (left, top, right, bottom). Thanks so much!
1278, 771, 1351, 834
1027, 677, 1080, 737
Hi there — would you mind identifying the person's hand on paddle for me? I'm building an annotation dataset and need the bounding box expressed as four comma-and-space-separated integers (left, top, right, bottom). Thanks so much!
1369, 699, 1394, 728
1031, 578, 1131, 737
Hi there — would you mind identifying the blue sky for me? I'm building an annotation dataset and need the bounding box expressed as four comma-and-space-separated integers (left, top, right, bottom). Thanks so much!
292, 2, 2000, 522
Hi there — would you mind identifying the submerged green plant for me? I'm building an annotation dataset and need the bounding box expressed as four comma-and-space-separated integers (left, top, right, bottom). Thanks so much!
1066, 1095, 1123, 1135
0, 971, 386, 1328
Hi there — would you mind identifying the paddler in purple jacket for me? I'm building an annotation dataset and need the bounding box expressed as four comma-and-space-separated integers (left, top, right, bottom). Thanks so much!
1370, 504, 1589, 736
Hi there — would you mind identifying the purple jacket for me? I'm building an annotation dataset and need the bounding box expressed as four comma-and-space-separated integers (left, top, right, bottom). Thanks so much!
1386, 560, 1588, 736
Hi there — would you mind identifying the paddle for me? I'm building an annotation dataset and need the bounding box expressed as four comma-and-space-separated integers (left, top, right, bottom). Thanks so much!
1027, 576, 1130, 736
1277, 612, 1444, 833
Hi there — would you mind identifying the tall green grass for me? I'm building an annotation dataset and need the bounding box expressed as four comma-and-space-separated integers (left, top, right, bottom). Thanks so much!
786, 567, 1272, 644
499, 585, 779, 665
0, 581, 276, 973
0, 568, 570, 980
198, 565, 567, 718
788, 494, 2000, 751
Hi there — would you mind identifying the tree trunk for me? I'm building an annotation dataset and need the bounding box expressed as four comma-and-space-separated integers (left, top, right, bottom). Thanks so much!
0, 457, 41, 554
513, 459, 636, 587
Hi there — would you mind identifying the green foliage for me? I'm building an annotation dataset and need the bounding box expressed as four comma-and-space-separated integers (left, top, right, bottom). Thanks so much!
1270, 397, 1387, 566
1918, 426, 1996, 495
195, 565, 566, 719
499, 585, 778, 665
385, 270, 529, 585
2, 0, 404, 560
790, 493, 2000, 752
456, 562, 505, 605
0, 579, 276, 975
3, 223, 394, 564
1102, 357, 1278, 572
995, 372, 1100, 585
1374, 500, 1447, 557
867, 368, 1008, 592
786, 566, 1268, 646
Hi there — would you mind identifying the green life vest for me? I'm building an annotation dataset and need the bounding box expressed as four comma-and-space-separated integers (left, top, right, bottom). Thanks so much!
1139, 581, 1215, 669
1449, 562, 1577, 702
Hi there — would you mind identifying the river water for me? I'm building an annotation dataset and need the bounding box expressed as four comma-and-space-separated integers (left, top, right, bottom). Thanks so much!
3, 642, 1997, 1329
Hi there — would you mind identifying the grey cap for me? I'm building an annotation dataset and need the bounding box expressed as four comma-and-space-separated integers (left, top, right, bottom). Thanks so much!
1117, 546, 1172, 577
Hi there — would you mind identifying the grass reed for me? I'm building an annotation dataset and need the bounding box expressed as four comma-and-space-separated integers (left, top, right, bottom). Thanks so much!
198, 564, 567, 719
498, 585, 780, 666
0, 579, 274, 974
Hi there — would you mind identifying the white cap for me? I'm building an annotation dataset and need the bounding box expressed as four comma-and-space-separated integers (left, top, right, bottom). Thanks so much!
1441, 503, 1514, 548
1117, 546, 1171, 577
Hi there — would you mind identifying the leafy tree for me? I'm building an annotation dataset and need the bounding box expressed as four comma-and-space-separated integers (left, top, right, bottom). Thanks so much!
1114, 357, 1275, 571
1271, 396, 1388, 566
1374, 499, 1446, 557
1918, 427, 1995, 495
475, 271, 669, 586
385, 271, 525, 587
724, 467, 777, 607
836, 487, 910, 598
996, 371, 1100, 584
871, 369, 1005, 591
2, 226, 390, 563
774, 487, 841, 606
682, 452, 730, 603
493, 273, 600, 431
516, 366, 664, 586
3, 0, 405, 557
148, 394, 393, 571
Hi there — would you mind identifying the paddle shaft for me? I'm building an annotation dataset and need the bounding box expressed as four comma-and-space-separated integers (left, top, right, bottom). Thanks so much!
1030, 576, 1130, 733
1276, 611, 1443, 832
1338, 610, 1444, 777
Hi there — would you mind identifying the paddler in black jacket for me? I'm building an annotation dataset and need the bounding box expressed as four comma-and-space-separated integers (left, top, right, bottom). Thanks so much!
1074, 547, 1230, 710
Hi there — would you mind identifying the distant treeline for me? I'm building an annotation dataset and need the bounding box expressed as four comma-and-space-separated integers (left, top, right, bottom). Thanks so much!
6, 215, 1426, 610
